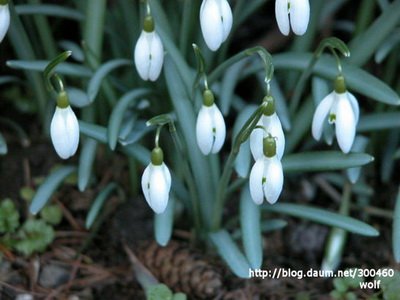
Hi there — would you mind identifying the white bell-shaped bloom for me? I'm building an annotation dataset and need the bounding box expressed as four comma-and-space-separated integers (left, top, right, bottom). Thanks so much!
50, 105, 80, 159
249, 156, 284, 205
0, 3, 10, 43
312, 90, 359, 154
250, 113, 285, 160
200, 0, 233, 51
134, 15, 164, 81
141, 148, 171, 214
196, 103, 226, 155
275, 0, 310, 36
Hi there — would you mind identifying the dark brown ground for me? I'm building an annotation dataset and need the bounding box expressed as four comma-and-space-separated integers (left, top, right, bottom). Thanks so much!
0, 132, 397, 299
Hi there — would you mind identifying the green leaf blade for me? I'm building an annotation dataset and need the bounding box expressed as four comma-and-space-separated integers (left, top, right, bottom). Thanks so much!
283, 151, 374, 173
209, 230, 251, 278
87, 59, 131, 103
108, 89, 151, 150
240, 185, 263, 269
263, 203, 379, 237
86, 183, 117, 229
29, 166, 76, 215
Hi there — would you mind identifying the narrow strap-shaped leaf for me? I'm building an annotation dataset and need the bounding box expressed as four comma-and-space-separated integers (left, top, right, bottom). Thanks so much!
358, 112, 400, 132
15, 4, 84, 20
209, 230, 251, 278
0, 76, 21, 86
393, 188, 400, 263
283, 151, 374, 173
86, 183, 117, 229
233, 105, 257, 178
78, 138, 98, 191
348, 0, 400, 66
270, 78, 291, 131
66, 87, 91, 108
154, 196, 175, 246
263, 203, 379, 237
122, 144, 150, 166
220, 58, 249, 115
375, 29, 400, 63
240, 185, 262, 269
6, 60, 92, 77
273, 53, 400, 106
108, 89, 152, 150
321, 184, 351, 272
87, 59, 131, 103
0, 133, 7, 155
30, 166, 76, 215
78, 120, 107, 144
164, 57, 214, 227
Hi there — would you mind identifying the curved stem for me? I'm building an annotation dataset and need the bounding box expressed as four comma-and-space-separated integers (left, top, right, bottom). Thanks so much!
169, 124, 202, 235
211, 102, 267, 230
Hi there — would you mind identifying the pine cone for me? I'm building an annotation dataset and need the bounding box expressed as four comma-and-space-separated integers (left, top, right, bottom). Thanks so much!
138, 240, 225, 299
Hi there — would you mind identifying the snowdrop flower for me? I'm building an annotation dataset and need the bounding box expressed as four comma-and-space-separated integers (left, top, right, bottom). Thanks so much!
200, 0, 233, 51
312, 76, 359, 154
196, 89, 226, 155
50, 91, 80, 159
275, 0, 310, 36
141, 147, 171, 214
134, 15, 164, 81
0, 1, 10, 43
249, 136, 284, 205
250, 96, 285, 160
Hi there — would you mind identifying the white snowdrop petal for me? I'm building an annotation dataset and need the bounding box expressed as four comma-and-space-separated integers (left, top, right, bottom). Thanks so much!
141, 164, 152, 208
275, 0, 290, 36
263, 157, 284, 204
64, 106, 80, 157
148, 31, 164, 81
196, 105, 214, 155
50, 108, 69, 159
50, 106, 79, 159
312, 92, 335, 141
290, 0, 310, 36
335, 94, 357, 154
149, 165, 170, 214
347, 92, 360, 123
249, 120, 264, 161
134, 31, 151, 80
210, 104, 226, 153
161, 163, 172, 193
264, 113, 285, 160
220, 0, 233, 42
200, 0, 224, 51
0, 4, 10, 43
249, 159, 265, 205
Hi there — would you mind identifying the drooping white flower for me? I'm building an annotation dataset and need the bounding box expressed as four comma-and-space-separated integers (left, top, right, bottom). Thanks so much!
275, 0, 310, 36
134, 15, 164, 81
311, 76, 359, 154
250, 113, 285, 160
249, 137, 284, 205
0, 3, 10, 43
200, 0, 233, 51
141, 147, 171, 214
50, 92, 80, 159
196, 90, 226, 155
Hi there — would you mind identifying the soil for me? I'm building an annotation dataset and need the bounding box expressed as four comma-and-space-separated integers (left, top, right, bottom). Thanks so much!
0, 133, 397, 300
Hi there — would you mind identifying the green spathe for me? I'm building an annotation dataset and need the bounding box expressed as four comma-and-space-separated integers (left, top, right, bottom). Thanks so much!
263, 136, 276, 158
151, 147, 164, 166
56, 90, 70, 108
262, 95, 275, 116
334, 75, 347, 94
203, 89, 215, 107
143, 15, 155, 33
